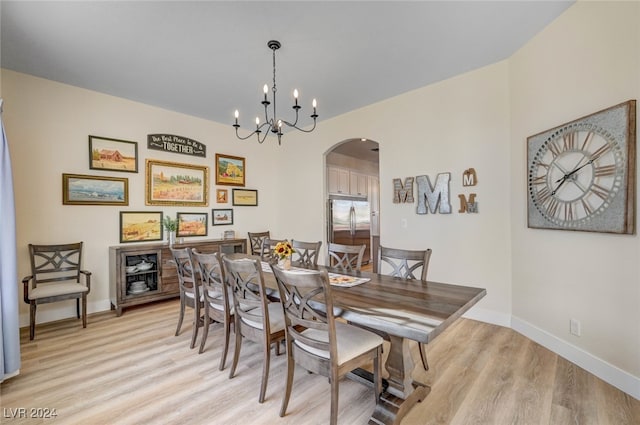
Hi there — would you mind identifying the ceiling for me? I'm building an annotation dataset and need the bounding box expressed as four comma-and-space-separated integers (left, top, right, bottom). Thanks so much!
1, 1, 574, 154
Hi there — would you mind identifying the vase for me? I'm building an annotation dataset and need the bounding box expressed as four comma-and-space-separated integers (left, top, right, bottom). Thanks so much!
167, 231, 176, 246
278, 258, 291, 270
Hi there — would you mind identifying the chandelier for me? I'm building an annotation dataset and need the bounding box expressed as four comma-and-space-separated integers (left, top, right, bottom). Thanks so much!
233, 40, 318, 145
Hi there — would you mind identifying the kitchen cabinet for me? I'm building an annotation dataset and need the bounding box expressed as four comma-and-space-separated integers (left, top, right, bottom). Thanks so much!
349, 171, 368, 197
328, 166, 350, 195
109, 238, 246, 316
328, 166, 370, 197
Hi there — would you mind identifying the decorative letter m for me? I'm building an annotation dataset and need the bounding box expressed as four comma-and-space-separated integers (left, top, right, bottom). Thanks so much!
393, 177, 414, 203
416, 173, 452, 214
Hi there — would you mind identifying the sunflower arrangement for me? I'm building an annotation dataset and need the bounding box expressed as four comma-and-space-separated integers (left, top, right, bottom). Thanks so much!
273, 240, 294, 260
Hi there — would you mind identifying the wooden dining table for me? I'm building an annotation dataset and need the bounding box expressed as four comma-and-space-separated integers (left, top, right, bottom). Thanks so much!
261, 262, 486, 425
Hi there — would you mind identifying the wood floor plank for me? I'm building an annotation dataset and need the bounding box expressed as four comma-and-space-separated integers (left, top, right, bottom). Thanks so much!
1, 299, 639, 425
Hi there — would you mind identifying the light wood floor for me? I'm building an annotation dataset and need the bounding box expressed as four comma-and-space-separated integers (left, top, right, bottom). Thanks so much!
2, 299, 639, 425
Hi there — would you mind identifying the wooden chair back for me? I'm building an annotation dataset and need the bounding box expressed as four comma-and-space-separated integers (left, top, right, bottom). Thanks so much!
260, 237, 286, 263
327, 242, 365, 271
192, 249, 234, 364
376, 246, 432, 281
170, 247, 199, 297
247, 231, 270, 256
222, 254, 273, 337
291, 239, 322, 267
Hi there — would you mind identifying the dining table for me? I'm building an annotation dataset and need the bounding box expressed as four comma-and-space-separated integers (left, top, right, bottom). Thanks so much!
261, 261, 487, 425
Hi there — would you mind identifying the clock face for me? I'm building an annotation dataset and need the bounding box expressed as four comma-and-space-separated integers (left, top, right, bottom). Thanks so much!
526, 101, 636, 234
528, 124, 624, 227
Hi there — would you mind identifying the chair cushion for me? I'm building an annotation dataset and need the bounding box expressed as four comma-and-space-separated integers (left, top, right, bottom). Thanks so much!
295, 322, 383, 365
240, 302, 285, 333
29, 282, 88, 300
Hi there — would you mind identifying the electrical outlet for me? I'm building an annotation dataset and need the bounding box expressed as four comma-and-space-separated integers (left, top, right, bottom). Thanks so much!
570, 318, 581, 336
401, 218, 407, 228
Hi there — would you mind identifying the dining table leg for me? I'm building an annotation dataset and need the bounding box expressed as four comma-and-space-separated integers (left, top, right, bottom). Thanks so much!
369, 334, 431, 425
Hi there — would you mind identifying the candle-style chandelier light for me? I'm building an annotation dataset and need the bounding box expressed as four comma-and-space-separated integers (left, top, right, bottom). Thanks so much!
233, 40, 318, 145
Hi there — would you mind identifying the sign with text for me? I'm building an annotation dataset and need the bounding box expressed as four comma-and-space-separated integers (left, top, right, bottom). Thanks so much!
147, 134, 206, 157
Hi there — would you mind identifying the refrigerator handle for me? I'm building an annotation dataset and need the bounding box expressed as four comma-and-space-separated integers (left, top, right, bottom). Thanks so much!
328, 200, 333, 242
349, 206, 356, 236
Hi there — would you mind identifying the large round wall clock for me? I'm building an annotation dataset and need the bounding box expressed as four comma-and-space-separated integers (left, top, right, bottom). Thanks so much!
527, 100, 636, 234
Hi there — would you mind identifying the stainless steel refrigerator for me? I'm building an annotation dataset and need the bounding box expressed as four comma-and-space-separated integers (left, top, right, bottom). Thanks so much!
328, 197, 371, 264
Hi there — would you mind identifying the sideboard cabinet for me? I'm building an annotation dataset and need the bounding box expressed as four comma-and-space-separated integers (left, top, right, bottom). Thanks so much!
109, 238, 246, 316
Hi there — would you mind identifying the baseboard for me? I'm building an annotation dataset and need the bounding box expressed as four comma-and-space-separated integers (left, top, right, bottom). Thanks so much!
463, 306, 512, 328
512, 315, 640, 401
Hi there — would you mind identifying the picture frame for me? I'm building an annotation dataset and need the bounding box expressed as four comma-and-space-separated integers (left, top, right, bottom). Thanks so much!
216, 188, 228, 203
232, 188, 258, 206
119, 211, 163, 243
215, 153, 245, 186
146, 159, 209, 206
62, 173, 129, 206
212, 208, 234, 226
89, 135, 138, 173
176, 212, 208, 237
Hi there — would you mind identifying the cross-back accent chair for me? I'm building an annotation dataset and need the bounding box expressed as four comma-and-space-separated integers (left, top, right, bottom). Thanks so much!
271, 265, 383, 425
376, 245, 432, 370
23, 242, 91, 340
222, 254, 285, 403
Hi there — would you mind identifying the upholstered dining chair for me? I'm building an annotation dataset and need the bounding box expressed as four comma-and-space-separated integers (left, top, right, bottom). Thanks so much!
327, 242, 366, 272
247, 231, 270, 256
23, 242, 91, 340
376, 245, 432, 371
170, 247, 204, 349
259, 237, 286, 263
291, 239, 322, 267
191, 249, 233, 369
271, 266, 383, 425
222, 254, 286, 403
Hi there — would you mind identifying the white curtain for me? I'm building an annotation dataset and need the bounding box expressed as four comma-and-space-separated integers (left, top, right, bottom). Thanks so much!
0, 98, 21, 382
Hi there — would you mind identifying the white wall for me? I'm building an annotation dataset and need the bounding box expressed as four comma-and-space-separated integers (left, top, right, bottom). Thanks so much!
2, 70, 280, 325
280, 61, 513, 325
509, 0, 640, 394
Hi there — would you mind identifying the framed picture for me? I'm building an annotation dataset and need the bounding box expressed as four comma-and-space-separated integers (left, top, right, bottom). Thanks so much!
212, 208, 233, 226
62, 173, 128, 206
146, 159, 209, 206
89, 135, 138, 173
119, 211, 163, 243
216, 188, 228, 203
232, 188, 258, 206
176, 212, 208, 237
215, 153, 245, 186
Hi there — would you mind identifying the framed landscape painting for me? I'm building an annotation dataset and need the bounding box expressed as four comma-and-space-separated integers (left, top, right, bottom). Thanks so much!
62, 173, 128, 206
215, 153, 245, 186
146, 159, 209, 206
119, 211, 163, 243
212, 208, 233, 225
232, 189, 258, 206
89, 135, 138, 173
176, 212, 208, 237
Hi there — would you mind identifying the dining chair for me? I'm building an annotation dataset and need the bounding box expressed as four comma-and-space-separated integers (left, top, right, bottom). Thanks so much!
170, 247, 204, 349
191, 249, 234, 369
222, 253, 286, 403
291, 239, 322, 267
247, 231, 270, 256
327, 242, 366, 271
22, 242, 91, 340
260, 237, 286, 263
376, 245, 432, 370
271, 265, 383, 425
